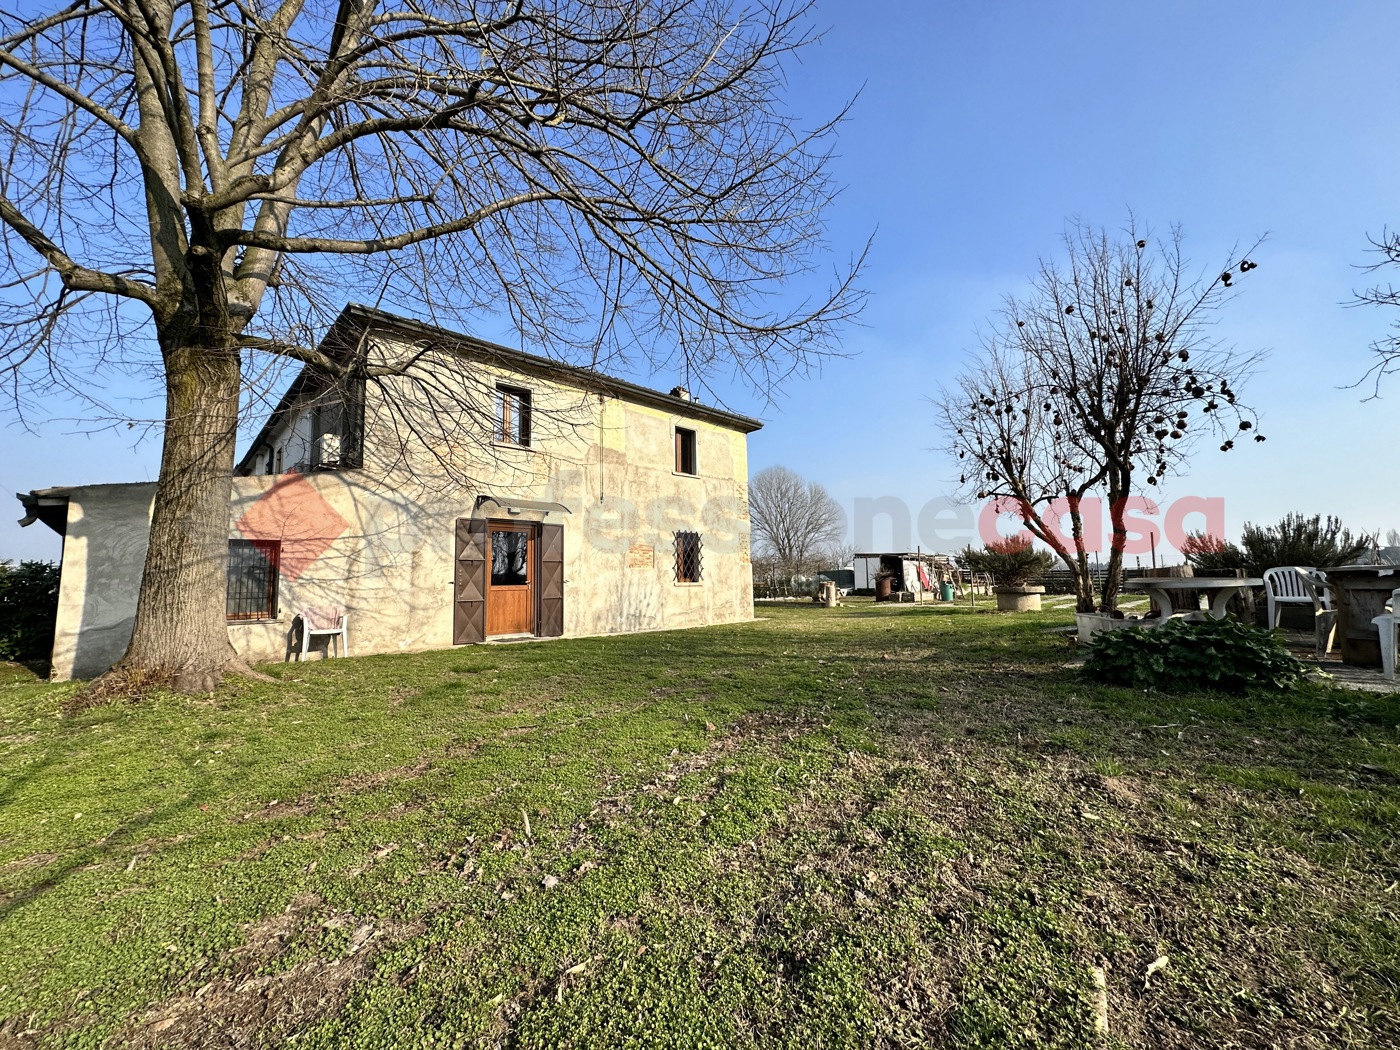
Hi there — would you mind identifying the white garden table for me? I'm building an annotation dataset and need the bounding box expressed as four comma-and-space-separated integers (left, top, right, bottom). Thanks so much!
1124, 577, 1264, 625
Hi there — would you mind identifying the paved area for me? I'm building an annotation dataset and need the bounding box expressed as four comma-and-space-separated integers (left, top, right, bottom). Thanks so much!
1275, 629, 1398, 693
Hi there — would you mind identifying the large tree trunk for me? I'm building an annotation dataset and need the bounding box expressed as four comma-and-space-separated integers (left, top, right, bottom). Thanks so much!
113, 337, 247, 692
1060, 493, 1098, 614
1101, 479, 1130, 614
1024, 493, 1099, 614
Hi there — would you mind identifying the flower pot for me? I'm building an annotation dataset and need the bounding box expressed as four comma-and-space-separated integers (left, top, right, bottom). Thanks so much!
993, 585, 1044, 613
1075, 611, 1140, 643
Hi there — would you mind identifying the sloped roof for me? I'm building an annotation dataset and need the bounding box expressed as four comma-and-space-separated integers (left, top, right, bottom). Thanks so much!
236, 304, 764, 473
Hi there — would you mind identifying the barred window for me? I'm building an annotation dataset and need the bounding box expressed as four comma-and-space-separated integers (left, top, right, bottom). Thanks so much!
496, 385, 532, 446
675, 531, 702, 583
227, 540, 280, 621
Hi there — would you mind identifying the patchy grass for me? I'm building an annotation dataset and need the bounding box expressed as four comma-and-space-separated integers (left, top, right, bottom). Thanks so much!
1, 603, 1398, 1049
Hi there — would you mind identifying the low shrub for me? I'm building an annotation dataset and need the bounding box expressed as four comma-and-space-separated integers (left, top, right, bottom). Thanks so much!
1184, 513, 1373, 578
957, 537, 1054, 587
1181, 533, 1248, 576
1082, 617, 1304, 693
0, 560, 60, 663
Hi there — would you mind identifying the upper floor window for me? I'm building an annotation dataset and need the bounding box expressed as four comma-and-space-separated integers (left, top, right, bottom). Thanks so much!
674, 427, 697, 475
496, 385, 532, 446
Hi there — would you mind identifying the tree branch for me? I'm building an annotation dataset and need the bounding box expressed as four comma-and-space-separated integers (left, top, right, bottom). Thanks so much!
0, 193, 156, 303
221, 190, 557, 254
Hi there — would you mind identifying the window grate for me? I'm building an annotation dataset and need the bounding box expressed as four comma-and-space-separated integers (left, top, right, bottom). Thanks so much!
227, 540, 280, 620
675, 531, 703, 583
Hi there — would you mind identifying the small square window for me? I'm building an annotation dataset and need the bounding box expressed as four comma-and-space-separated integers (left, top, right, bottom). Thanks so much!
227, 540, 280, 621
675, 531, 702, 583
496, 386, 532, 446
675, 427, 696, 475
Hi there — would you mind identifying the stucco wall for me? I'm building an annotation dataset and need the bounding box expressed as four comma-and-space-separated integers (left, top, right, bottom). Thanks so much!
49, 483, 157, 680
45, 351, 754, 678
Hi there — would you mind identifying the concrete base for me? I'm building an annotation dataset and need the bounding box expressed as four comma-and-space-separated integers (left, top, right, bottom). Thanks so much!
1076, 611, 1143, 643
994, 585, 1045, 613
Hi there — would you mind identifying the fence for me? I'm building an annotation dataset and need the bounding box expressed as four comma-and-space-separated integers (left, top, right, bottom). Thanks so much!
1040, 566, 1179, 595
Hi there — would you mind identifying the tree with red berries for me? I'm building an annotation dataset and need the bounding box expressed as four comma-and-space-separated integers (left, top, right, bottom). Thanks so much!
939, 220, 1266, 613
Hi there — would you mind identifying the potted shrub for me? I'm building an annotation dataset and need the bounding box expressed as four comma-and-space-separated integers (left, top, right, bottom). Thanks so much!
957, 538, 1054, 612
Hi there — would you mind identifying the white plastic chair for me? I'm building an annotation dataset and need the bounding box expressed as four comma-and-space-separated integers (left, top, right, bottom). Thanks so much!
1372, 588, 1400, 682
293, 606, 348, 660
1262, 566, 1335, 657
1263, 566, 1329, 626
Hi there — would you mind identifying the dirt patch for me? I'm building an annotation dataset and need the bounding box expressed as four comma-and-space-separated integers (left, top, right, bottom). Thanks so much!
334, 756, 434, 793
0, 852, 57, 876
118, 954, 376, 1049
112, 894, 419, 1050
236, 753, 453, 825
235, 797, 317, 823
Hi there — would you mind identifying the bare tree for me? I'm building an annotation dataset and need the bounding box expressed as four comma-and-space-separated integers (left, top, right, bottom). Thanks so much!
1353, 229, 1400, 396
939, 220, 1266, 613
748, 465, 843, 577
936, 338, 1104, 612
0, 1, 865, 689
823, 541, 855, 569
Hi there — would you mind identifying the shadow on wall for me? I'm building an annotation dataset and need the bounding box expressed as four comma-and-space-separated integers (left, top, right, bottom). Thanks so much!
53, 417, 749, 677
55, 472, 462, 680
59, 484, 158, 680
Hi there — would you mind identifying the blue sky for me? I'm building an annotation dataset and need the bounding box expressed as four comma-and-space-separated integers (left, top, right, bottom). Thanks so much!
5, 0, 1399, 562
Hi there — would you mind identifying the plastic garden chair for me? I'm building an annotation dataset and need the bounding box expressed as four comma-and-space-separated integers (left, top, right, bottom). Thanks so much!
292, 606, 348, 660
1372, 588, 1400, 682
1262, 566, 1335, 658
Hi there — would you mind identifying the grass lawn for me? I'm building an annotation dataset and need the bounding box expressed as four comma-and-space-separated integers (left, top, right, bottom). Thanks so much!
2, 601, 1398, 1049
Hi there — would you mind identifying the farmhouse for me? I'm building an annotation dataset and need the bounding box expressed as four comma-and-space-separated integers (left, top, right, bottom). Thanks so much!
17, 305, 761, 680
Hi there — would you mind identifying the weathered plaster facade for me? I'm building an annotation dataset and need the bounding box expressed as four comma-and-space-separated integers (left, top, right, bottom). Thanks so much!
22, 307, 759, 680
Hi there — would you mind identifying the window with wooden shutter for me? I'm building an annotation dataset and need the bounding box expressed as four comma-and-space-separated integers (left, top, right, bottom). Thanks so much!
496, 385, 532, 446
674, 427, 696, 475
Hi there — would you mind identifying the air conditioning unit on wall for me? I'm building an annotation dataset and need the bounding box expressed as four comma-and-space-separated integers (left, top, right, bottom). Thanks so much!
317, 433, 342, 467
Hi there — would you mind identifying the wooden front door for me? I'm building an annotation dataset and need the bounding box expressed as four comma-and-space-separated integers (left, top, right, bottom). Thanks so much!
486, 523, 536, 636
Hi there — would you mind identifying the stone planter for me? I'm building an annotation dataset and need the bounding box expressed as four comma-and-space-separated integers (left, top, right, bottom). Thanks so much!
1075, 611, 1142, 644
994, 584, 1044, 613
